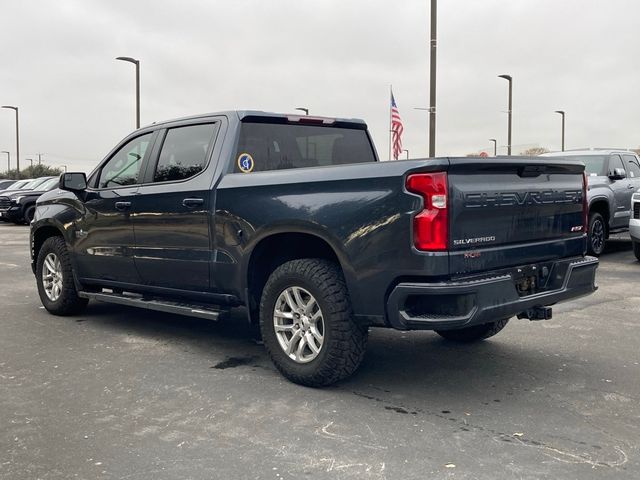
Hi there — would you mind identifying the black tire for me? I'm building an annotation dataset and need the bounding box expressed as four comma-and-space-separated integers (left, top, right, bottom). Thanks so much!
634, 240, 640, 262
436, 318, 510, 343
588, 212, 606, 256
23, 205, 36, 224
259, 258, 368, 387
36, 236, 88, 316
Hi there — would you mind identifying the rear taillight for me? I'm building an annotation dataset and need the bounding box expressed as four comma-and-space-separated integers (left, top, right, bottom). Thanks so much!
406, 172, 448, 251
582, 172, 588, 233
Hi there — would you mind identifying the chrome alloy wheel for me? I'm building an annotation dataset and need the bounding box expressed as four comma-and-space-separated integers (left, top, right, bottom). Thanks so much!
273, 286, 325, 364
42, 253, 63, 302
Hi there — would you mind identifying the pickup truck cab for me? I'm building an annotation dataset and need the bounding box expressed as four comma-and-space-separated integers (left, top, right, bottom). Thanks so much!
543, 149, 640, 255
31, 111, 598, 386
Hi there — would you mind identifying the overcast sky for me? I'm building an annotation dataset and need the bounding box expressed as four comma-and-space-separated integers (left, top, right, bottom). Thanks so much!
1, 0, 639, 172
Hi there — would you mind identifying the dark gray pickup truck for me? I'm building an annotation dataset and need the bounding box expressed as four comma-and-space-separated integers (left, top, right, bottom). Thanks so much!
543, 149, 640, 255
30, 111, 598, 386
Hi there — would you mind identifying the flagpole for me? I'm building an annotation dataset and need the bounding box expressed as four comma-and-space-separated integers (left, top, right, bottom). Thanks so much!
388, 85, 393, 161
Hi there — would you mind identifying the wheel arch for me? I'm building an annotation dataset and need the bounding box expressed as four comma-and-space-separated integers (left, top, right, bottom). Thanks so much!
32, 224, 66, 264
244, 230, 352, 323
589, 197, 610, 234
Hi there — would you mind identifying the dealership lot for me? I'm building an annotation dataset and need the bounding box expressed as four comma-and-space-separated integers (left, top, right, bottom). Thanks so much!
1, 223, 639, 480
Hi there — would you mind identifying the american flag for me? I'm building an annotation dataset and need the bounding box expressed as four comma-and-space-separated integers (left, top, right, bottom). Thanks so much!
390, 91, 404, 160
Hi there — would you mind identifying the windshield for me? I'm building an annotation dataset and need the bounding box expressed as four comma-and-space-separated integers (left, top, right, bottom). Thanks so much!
570, 155, 608, 176
21, 177, 52, 190
38, 177, 60, 191
5, 180, 28, 190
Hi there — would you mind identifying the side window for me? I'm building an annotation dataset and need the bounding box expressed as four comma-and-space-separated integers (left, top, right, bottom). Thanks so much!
153, 124, 217, 182
608, 155, 625, 176
623, 155, 640, 178
98, 133, 153, 188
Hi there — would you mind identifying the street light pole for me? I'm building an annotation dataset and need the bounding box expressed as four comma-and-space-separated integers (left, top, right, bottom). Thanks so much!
554, 110, 565, 151
498, 75, 512, 155
1, 106, 19, 173
489, 139, 497, 156
27, 158, 33, 168
116, 56, 140, 129
60, 164, 67, 173
1, 151, 9, 172
428, 0, 437, 157
295, 108, 309, 115
403, 149, 409, 160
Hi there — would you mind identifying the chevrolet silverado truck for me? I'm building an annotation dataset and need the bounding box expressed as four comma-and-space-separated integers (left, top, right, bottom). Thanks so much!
0, 176, 58, 224
543, 149, 640, 255
30, 111, 598, 386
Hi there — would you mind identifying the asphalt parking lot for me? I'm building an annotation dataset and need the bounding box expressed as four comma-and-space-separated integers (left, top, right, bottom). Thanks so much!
1, 223, 639, 480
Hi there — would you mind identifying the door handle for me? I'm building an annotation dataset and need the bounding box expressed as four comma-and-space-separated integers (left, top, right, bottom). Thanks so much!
182, 198, 204, 208
115, 201, 132, 211
628, 185, 635, 189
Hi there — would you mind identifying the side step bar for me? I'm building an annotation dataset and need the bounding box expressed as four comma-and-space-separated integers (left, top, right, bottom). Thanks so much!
78, 291, 225, 321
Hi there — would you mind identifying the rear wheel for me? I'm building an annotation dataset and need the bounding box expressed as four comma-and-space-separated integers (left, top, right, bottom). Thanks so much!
436, 318, 510, 343
260, 258, 368, 387
634, 240, 640, 262
36, 236, 88, 315
588, 212, 606, 256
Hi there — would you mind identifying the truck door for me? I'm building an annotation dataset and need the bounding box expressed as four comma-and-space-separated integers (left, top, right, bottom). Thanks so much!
131, 121, 220, 292
608, 154, 633, 228
623, 154, 640, 195
74, 132, 156, 284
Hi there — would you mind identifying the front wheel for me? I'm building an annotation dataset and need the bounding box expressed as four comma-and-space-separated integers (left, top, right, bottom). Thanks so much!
260, 259, 368, 387
23, 205, 36, 224
588, 212, 606, 256
634, 240, 640, 262
436, 318, 510, 343
36, 236, 88, 315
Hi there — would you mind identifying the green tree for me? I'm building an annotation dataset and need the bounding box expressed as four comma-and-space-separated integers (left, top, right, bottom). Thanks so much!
0, 164, 63, 180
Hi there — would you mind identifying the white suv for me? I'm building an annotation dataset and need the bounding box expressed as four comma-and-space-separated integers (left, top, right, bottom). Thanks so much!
632, 191, 640, 261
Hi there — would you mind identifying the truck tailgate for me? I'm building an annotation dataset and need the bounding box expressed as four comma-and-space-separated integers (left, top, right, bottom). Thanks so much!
447, 158, 586, 275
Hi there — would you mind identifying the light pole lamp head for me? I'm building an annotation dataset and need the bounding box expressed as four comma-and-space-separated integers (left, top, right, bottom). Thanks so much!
498, 74, 512, 82
116, 56, 139, 65
1, 105, 18, 111
489, 138, 497, 143
295, 107, 309, 115
554, 110, 565, 116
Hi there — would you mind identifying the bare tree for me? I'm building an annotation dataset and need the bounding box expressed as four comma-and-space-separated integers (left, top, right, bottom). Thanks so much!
520, 147, 550, 156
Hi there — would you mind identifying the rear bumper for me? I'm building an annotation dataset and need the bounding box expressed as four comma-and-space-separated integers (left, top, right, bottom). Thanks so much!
386, 256, 598, 331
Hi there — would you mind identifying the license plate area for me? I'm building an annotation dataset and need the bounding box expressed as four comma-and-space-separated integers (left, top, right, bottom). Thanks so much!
512, 264, 550, 296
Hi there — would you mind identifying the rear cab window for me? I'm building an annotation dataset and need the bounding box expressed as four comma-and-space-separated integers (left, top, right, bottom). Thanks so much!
234, 120, 376, 173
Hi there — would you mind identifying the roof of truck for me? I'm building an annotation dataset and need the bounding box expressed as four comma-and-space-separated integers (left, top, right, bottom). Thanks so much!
143, 110, 368, 129
543, 148, 639, 157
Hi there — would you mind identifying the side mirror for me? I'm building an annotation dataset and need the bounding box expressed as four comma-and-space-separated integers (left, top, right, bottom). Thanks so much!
609, 168, 627, 180
60, 172, 87, 192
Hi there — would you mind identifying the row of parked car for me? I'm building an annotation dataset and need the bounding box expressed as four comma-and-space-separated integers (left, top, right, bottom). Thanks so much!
0, 176, 59, 224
